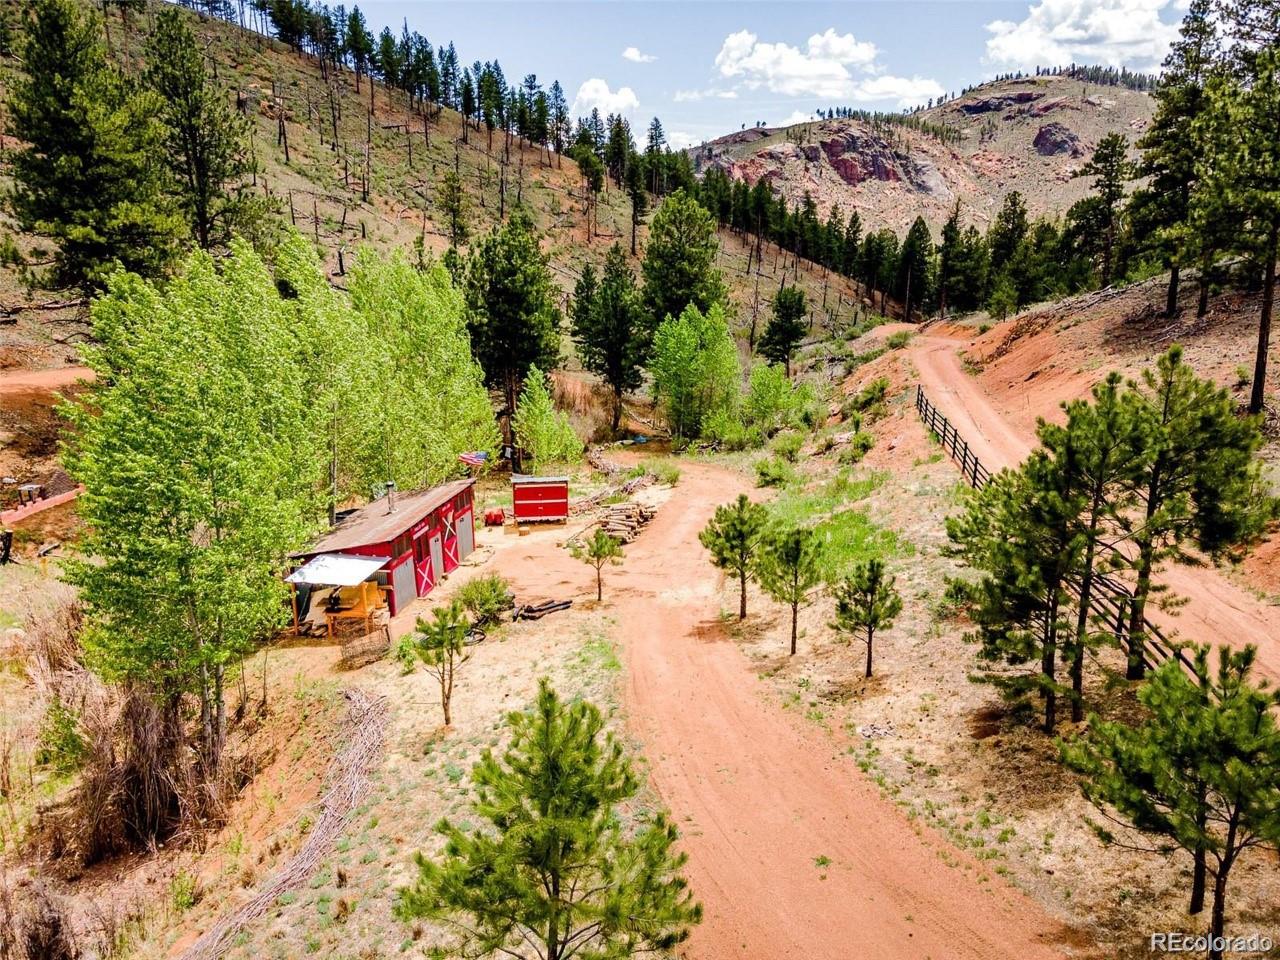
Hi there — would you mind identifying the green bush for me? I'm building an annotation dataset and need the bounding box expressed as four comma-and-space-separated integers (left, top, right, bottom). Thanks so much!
35, 697, 87, 773
457, 573, 514, 626
886, 331, 913, 349
644, 459, 682, 485
394, 634, 418, 674
837, 432, 876, 465
703, 409, 765, 451
841, 377, 890, 424
755, 456, 797, 488
771, 431, 804, 463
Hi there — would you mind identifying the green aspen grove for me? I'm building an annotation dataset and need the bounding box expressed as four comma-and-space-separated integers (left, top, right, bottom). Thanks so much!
649, 303, 741, 443
513, 365, 583, 469
395, 680, 702, 960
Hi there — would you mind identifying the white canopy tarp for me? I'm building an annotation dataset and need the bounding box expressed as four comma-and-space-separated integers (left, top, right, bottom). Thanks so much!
287, 553, 386, 587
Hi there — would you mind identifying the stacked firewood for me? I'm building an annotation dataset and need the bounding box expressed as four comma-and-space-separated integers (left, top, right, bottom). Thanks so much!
598, 501, 657, 543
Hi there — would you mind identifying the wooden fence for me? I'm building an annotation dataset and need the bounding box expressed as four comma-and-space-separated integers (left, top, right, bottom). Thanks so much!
914, 385, 1190, 674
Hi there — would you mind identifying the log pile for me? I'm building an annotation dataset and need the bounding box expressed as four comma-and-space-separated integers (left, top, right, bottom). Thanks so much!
598, 501, 657, 543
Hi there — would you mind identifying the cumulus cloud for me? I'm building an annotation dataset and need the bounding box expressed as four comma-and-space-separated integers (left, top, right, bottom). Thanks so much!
985, 0, 1180, 71
622, 46, 657, 64
571, 78, 640, 118
710, 27, 941, 107
666, 130, 702, 149
673, 88, 739, 102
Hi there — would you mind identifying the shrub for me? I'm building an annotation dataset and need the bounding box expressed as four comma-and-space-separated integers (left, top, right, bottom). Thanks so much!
644, 460, 682, 486
837, 432, 876, 465
513, 365, 583, 469
842, 377, 890, 424
755, 456, 796, 488
703, 409, 764, 451
771, 431, 804, 463
650, 303, 741, 442
456, 574, 513, 626
886, 331, 913, 349
34, 698, 87, 774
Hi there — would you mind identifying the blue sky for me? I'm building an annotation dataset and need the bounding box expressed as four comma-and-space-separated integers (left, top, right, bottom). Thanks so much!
354, 1, 1186, 146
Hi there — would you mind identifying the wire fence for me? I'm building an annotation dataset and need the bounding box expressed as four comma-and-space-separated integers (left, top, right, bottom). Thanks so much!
914, 385, 1190, 675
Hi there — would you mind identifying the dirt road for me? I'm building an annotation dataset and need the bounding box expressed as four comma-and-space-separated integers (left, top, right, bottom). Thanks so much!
500, 460, 1072, 960
911, 333, 1280, 685
0, 365, 93, 394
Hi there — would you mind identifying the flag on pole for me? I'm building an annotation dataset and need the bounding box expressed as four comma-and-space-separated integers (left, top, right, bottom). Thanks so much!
458, 450, 489, 468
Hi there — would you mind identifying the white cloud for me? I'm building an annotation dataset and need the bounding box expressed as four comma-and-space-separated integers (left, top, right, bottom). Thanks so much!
710, 27, 940, 107
984, 0, 1180, 71
673, 88, 739, 102
780, 109, 819, 127
666, 130, 701, 149
571, 78, 640, 118
622, 46, 657, 64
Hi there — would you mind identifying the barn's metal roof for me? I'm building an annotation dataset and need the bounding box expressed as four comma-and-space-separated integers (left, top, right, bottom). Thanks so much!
300, 478, 475, 556
287, 553, 387, 586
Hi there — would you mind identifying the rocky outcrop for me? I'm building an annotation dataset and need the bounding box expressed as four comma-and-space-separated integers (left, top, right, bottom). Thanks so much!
957, 91, 1044, 115
815, 129, 950, 199
1033, 122, 1083, 157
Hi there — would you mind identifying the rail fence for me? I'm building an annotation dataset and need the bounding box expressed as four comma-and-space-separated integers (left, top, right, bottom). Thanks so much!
914, 385, 1191, 674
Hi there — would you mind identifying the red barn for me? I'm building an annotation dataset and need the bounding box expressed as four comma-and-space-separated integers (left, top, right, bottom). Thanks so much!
293, 478, 477, 617
511, 474, 569, 523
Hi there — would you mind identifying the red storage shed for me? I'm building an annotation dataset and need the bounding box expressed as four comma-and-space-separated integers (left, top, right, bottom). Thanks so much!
511, 474, 569, 523
294, 478, 477, 617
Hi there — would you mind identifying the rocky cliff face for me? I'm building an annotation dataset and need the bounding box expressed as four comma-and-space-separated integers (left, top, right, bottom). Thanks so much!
691, 75, 1153, 235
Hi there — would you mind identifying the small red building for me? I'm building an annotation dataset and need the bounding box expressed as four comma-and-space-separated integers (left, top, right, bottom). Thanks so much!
294, 478, 477, 616
511, 474, 569, 523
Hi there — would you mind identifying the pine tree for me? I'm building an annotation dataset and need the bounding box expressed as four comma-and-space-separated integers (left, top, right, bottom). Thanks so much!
344, 5, 372, 91
464, 212, 562, 423
895, 216, 935, 322
759, 285, 806, 376
1194, 44, 1280, 415
1064, 646, 1280, 958
626, 155, 648, 256
7, 0, 183, 291
641, 189, 726, 333
573, 529, 624, 601
1075, 133, 1130, 286
408, 600, 471, 726
1134, 0, 1218, 317
753, 525, 822, 656
1119, 347, 1268, 679
1038, 373, 1146, 720
395, 680, 702, 959
145, 9, 262, 251
699, 494, 769, 619
987, 191, 1029, 276
572, 244, 646, 433
947, 454, 1085, 734
830, 558, 903, 678
437, 169, 470, 248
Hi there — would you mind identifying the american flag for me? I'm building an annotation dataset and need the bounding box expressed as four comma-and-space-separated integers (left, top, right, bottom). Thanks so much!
458, 450, 489, 468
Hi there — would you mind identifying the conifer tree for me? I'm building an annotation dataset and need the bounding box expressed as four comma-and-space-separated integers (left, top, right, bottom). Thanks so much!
572, 245, 646, 433
464, 212, 562, 422
145, 9, 262, 251
753, 525, 822, 656
626, 156, 648, 256
437, 169, 470, 248
1038, 373, 1146, 720
987, 191, 1029, 276
699, 494, 769, 619
1194, 44, 1280, 415
7, 0, 183, 291
396, 680, 702, 959
895, 216, 935, 322
947, 454, 1085, 734
409, 600, 472, 726
1119, 347, 1268, 679
1075, 133, 1130, 286
573, 529, 624, 601
759, 285, 807, 376
1064, 646, 1280, 957
641, 189, 726, 333
345, 5, 373, 91
1134, 0, 1217, 317
830, 558, 903, 678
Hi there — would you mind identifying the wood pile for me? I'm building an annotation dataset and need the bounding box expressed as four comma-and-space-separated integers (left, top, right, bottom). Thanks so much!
598, 501, 657, 543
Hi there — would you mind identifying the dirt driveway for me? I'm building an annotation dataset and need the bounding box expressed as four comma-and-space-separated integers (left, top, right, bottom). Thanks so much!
911, 332, 1280, 685
499, 459, 1073, 960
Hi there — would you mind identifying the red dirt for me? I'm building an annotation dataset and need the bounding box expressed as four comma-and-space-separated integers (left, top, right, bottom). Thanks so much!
0, 365, 94, 393
911, 331, 1280, 686
498, 459, 1075, 960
